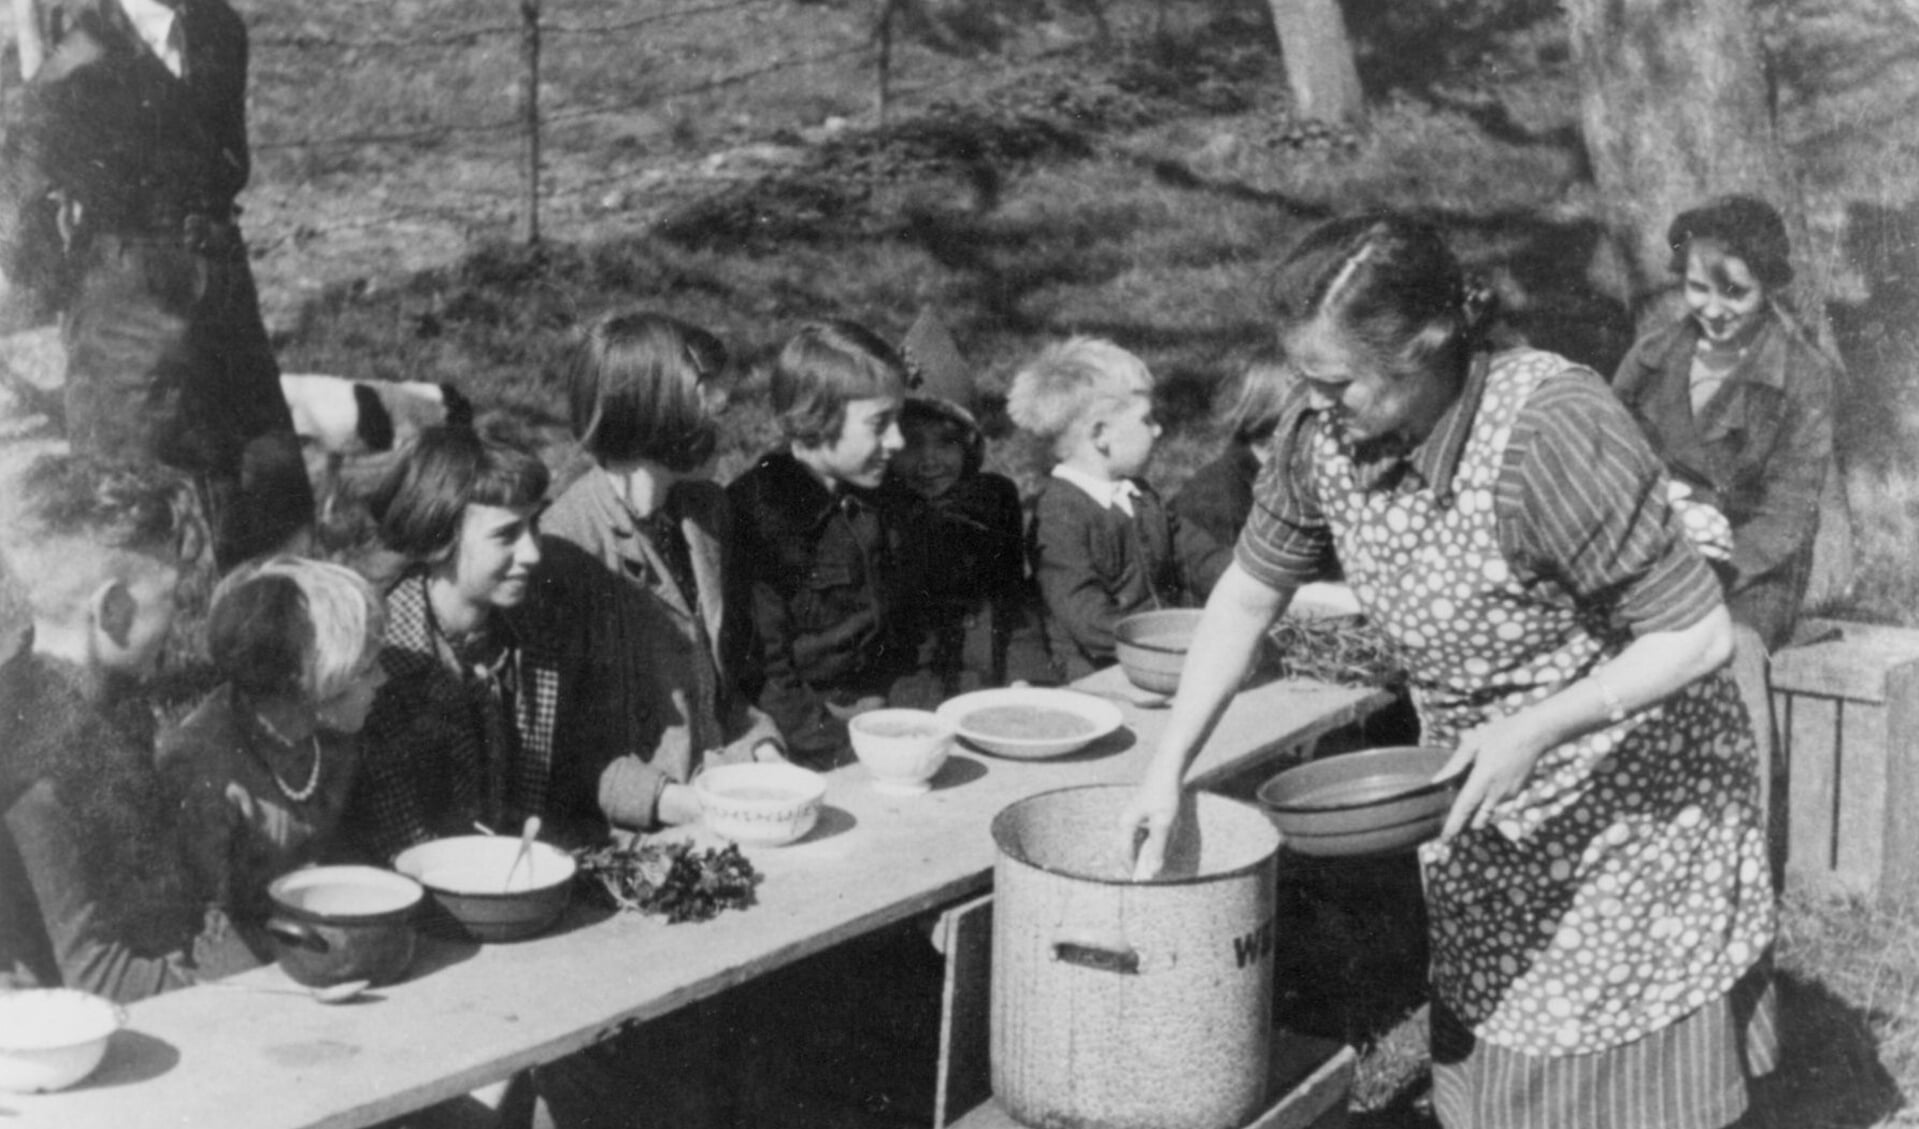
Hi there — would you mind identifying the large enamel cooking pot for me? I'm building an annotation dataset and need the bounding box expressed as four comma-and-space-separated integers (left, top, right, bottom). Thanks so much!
990, 785, 1281, 1129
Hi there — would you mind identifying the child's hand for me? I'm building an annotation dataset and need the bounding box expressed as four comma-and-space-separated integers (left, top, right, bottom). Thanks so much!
657, 783, 704, 827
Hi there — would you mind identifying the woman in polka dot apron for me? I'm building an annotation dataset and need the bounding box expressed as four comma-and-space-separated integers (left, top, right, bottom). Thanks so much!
1126, 215, 1776, 1129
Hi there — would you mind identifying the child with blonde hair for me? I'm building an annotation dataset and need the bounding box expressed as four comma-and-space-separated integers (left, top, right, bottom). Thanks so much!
1009, 337, 1216, 680
1169, 351, 1295, 592
159, 557, 388, 930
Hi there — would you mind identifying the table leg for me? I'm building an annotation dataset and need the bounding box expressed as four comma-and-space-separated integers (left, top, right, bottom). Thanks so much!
933, 894, 994, 1129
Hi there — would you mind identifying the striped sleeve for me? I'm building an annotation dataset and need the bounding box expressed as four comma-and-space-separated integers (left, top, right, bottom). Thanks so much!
1235, 385, 1339, 591
1496, 368, 1721, 636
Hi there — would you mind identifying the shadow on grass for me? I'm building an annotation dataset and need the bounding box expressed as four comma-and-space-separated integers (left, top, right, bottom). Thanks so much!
1271, 850, 1430, 1050
1737, 970, 1906, 1128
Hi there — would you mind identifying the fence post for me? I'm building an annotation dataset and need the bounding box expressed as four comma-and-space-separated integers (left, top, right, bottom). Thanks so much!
520, 0, 542, 244
874, 0, 898, 125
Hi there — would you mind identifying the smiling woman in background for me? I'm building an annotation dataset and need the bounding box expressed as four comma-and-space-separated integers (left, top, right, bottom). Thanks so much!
1610, 195, 1837, 653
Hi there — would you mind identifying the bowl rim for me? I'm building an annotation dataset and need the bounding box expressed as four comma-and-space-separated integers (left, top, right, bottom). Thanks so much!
392, 836, 579, 898
1258, 746, 1458, 814
268, 864, 426, 920
1115, 608, 1204, 656
848, 706, 956, 739
0, 988, 126, 1052
695, 761, 828, 806
935, 687, 1123, 752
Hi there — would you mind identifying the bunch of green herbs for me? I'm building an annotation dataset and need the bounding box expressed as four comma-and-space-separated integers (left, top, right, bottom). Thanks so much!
576, 839, 761, 924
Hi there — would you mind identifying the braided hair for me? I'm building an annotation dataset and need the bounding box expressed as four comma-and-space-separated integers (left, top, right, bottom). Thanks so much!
1269, 214, 1497, 390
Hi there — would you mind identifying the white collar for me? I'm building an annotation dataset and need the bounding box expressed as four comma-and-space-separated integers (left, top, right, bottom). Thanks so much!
118, 0, 182, 73
1052, 464, 1138, 514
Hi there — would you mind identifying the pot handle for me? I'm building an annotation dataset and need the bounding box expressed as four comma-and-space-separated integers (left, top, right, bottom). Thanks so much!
1051, 929, 1139, 975
265, 917, 331, 954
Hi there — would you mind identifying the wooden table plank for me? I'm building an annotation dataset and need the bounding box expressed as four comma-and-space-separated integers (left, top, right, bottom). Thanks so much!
2, 671, 1387, 1129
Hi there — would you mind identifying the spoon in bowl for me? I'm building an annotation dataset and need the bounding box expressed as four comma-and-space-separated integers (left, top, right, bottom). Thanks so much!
208, 979, 372, 1004
505, 815, 541, 890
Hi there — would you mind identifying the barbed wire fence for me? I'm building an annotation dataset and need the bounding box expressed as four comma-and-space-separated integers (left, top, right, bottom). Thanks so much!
232, 0, 1122, 250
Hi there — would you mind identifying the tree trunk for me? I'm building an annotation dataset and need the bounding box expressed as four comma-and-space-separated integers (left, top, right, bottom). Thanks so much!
1565, 0, 1854, 609
1564, 0, 1825, 316
13, 0, 47, 80
1268, 0, 1364, 123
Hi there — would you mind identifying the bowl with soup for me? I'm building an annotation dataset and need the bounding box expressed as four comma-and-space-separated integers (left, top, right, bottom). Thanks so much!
935, 688, 1124, 760
393, 836, 577, 942
265, 864, 424, 984
849, 708, 955, 794
696, 762, 828, 846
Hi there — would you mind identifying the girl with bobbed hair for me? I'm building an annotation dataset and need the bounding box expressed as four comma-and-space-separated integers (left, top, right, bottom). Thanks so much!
343, 424, 573, 861
540, 310, 785, 833
1612, 194, 1838, 652
160, 557, 387, 929
1128, 214, 1776, 1129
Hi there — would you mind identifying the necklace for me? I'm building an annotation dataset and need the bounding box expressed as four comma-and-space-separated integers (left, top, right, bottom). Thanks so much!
253, 711, 324, 804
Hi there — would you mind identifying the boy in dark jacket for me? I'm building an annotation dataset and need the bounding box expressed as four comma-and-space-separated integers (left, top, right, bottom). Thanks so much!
1009, 337, 1217, 681
726, 320, 917, 768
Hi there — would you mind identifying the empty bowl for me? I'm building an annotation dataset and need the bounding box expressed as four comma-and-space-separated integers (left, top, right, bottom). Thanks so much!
0, 989, 125, 1093
1256, 746, 1460, 857
849, 708, 954, 795
696, 762, 827, 846
935, 687, 1123, 760
393, 835, 577, 942
265, 865, 424, 986
1115, 609, 1204, 695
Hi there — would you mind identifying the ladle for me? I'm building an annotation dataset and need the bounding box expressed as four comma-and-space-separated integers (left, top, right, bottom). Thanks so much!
209, 978, 372, 1004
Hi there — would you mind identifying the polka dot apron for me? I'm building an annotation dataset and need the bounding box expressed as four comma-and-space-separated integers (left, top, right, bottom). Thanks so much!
1310, 350, 1775, 1056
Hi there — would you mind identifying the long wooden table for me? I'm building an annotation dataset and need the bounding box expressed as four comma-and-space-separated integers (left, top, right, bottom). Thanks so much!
3, 668, 1388, 1129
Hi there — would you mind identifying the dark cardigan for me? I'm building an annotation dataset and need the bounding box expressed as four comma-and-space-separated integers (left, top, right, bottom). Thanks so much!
1611, 309, 1838, 649
0, 649, 257, 1000
1029, 476, 1192, 682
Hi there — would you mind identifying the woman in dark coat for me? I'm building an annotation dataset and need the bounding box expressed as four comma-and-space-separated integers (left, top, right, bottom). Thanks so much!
1609, 195, 1838, 651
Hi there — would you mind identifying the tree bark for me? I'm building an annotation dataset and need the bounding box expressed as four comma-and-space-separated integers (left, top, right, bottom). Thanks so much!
13, 0, 46, 80
1563, 0, 1825, 316
1268, 0, 1364, 123
1565, 0, 1853, 609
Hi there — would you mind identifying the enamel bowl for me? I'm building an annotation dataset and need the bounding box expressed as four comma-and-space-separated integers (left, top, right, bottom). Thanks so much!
936, 687, 1123, 760
0, 989, 125, 1093
394, 836, 577, 942
1115, 609, 1205, 695
849, 708, 955, 795
1256, 746, 1460, 857
265, 864, 424, 986
696, 762, 827, 846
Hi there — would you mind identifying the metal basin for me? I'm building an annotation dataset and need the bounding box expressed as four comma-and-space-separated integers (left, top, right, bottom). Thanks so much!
1256, 746, 1459, 857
